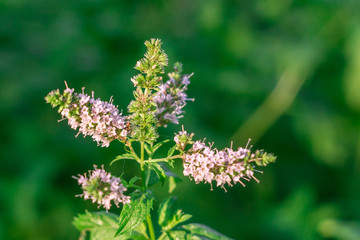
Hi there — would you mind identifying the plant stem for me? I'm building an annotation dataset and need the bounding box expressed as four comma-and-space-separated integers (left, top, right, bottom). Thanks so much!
144, 155, 182, 163
140, 141, 145, 164
140, 140, 156, 240
140, 141, 146, 189
127, 142, 141, 162
147, 215, 156, 240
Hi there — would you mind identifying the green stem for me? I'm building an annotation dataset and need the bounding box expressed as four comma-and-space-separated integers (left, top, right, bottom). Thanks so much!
140, 141, 146, 189
140, 141, 145, 164
147, 215, 156, 240
127, 142, 141, 162
144, 155, 182, 163
140, 140, 156, 240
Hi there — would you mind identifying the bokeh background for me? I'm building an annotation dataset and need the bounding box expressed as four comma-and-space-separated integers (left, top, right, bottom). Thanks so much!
1, 0, 360, 239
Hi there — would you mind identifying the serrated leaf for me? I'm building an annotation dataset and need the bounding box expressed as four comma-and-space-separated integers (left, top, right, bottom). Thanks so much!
111, 153, 136, 165
73, 211, 118, 231
73, 211, 148, 240
116, 191, 154, 237
181, 224, 234, 240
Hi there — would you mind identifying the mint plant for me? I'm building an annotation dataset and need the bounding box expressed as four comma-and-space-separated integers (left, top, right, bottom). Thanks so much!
45, 39, 276, 240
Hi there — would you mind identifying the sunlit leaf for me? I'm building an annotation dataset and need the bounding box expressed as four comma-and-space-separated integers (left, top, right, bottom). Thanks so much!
73, 211, 148, 240
116, 191, 154, 237
182, 223, 234, 240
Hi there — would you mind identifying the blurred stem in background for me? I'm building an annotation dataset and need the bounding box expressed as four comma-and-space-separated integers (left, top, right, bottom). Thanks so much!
231, 10, 347, 145
232, 59, 315, 145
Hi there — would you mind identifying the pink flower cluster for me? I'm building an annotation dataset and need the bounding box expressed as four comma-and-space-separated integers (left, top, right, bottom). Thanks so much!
75, 165, 130, 211
154, 74, 193, 126
59, 87, 129, 147
175, 132, 260, 189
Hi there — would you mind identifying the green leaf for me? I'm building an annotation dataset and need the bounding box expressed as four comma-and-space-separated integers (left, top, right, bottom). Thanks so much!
150, 163, 167, 185
167, 145, 177, 158
158, 230, 188, 240
149, 163, 182, 187
144, 144, 152, 156
145, 168, 160, 187
145, 140, 171, 158
181, 224, 234, 240
186, 234, 211, 240
158, 197, 192, 232
116, 191, 154, 237
168, 176, 177, 194
167, 230, 188, 240
158, 197, 177, 228
111, 153, 136, 165
153, 139, 170, 153
160, 163, 180, 179
73, 211, 149, 240
128, 176, 141, 188
73, 210, 118, 231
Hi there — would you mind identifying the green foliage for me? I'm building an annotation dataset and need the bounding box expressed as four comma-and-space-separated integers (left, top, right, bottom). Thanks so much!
156, 197, 233, 240
148, 162, 182, 188
158, 197, 192, 231
116, 191, 154, 237
144, 139, 170, 159
181, 224, 234, 240
73, 211, 148, 240
110, 153, 137, 165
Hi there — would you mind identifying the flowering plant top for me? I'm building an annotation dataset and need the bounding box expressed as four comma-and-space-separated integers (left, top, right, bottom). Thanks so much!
45, 38, 276, 240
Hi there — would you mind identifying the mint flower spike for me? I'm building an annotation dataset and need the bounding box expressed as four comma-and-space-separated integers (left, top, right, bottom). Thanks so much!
45, 83, 129, 147
155, 63, 194, 126
74, 165, 130, 211
131, 38, 168, 88
175, 132, 276, 191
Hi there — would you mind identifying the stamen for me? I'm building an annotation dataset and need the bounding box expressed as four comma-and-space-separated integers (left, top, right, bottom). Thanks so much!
245, 138, 251, 149
251, 175, 260, 183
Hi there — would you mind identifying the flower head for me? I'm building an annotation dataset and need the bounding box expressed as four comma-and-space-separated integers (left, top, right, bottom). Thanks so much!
74, 165, 130, 211
154, 63, 194, 126
174, 128, 194, 151
175, 132, 276, 190
45, 84, 129, 147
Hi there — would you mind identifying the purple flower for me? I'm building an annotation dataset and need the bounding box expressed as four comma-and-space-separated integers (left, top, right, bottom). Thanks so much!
175, 131, 266, 190
46, 86, 130, 147
74, 165, 130, 211
154, 72, 194, 126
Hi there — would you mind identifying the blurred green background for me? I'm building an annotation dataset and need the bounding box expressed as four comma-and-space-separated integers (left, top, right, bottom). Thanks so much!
1, 0, 360, 239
